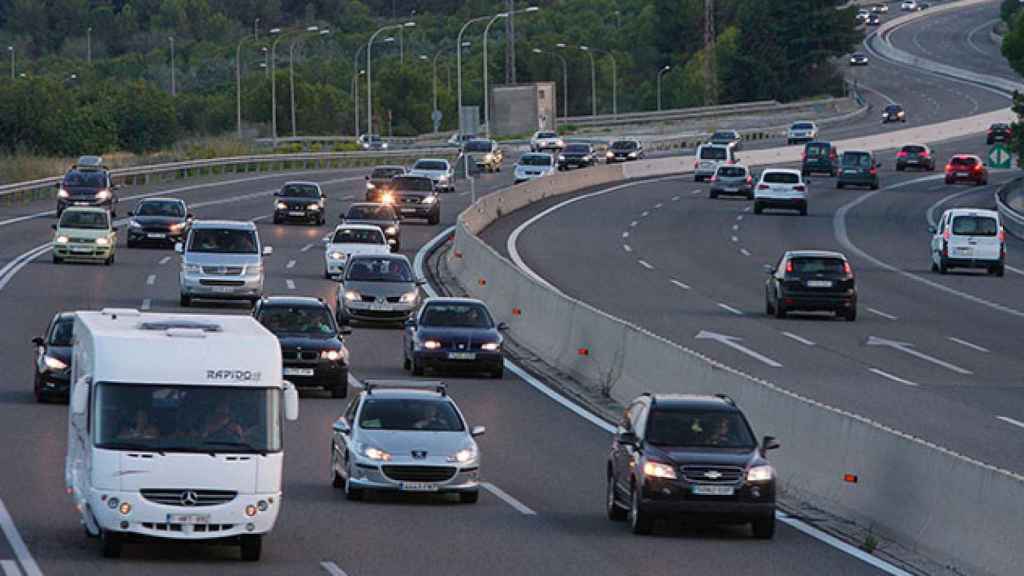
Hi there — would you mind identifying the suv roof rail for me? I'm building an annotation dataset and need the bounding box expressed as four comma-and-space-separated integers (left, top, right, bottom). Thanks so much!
713, 393, 735, 406
364, 379, 446, 396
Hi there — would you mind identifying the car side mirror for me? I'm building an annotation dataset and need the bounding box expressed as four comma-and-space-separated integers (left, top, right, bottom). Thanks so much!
187, 212, 194, 219
617, 430, 639, 447
32, 337, 44, 346
338, 326, 352, 336
497, 322, 509, 332
50, 224, 57, 230
404, 318, 416, 328
928, 225, 937, 234
416, 279, 426, 286
263, 246, 273, 256
876, 162, 882, 168
332, 419, 351, 435
471, 425, 486, 437
761, 435, 780, 454
174, 242, 184, 254
70, 377, 89, 415
283, 381, 300, 421
763, 264, 775, 274
273, 191, 280, 197
126, 210, 134, 216
365, 175, 370, 180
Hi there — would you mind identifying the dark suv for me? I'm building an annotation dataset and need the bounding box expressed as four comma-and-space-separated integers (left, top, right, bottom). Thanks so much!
987, 123, 1012, 145
765, 250, 857, 321
56, 157, 119, 216
800, 141, 838, 176
391, 175, 441, 225
607, 393, 779, 537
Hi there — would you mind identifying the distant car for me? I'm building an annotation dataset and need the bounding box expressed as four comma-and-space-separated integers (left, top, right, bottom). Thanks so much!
606, 393, 780, 537
605, 139, 645, 163
329, 381, 486, 502
896, 144, 936, 171
558, 143, 597, 170
930, 208, 1005, 276
872, 3, 888, 13
765, 251, 857, 321
709, 164, 754, 200
882, 104, 906, 124
987, 123, 1012, 145
836, 150, 881, 190
514, 153, 556, 184
57, 157, 119, 217
390, 176, 441, 225
856, 9, 871, 22
403, 297, 507, 379
358, 134, 388, 150
447, 132, 478, 147
273, 181, 325, 225
408, 159, 455, 193
365, 165, 406, 202
323, 224, 392, 279
530, 131, 564, 152
801, 141, 839, 177
253, 296, 351, 398
463, 139, 504, 173
52, 207, 116, 265
709, 130, 743, 150
944, 154, 988, 186
849, 52, 869, 66
126, 198, 191, 248
336, 254, 422, 325
32, 311, 74, 403
177, 220, 271, 307
754, 168, 808, 216
866, 13, 881, 26
342, 203, 402, 250
694, 143, 738, 182
787, 121, 818, 145
901, 0, 918, 10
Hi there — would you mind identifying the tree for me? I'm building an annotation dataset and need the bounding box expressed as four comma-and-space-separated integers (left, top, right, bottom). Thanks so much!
1004, 9, 1024, 77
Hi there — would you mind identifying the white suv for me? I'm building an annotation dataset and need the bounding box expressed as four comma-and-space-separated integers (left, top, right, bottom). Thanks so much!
754, 168, 808, 216
930, 208, 1005, 276
787, 121, 818, 145
901, 1, 919, 11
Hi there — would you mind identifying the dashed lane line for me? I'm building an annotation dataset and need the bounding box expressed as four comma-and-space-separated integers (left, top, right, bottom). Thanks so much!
320, 561, 349, 576
146, 274, 156, 286
630, 220, 638, 227
867, 307, 898, 320
717, 303, 743, 316
731, 236, 739, 243
672, 195, 680, 201
0, 498, 42, 576
300, 243, 315, 253
740, 248, 751, 257
654, 203, 663, 208
2, 560, 21, 576
158, 256, 171, 265
641, 211, 649, 217
782, 332, 816, 346
670, 279, 691, 290
141, 299, 152, 311
286, 279, 296, 290
869, 368, 920, 388
637, 259, 654, 270
621, 232, 629, 239
948, 337, 989, 353
286, 259, 296, 269
481, 482, 537, 516
623, 244, 632, 253
732, 224, 739, 231
996, 416, 1024, 431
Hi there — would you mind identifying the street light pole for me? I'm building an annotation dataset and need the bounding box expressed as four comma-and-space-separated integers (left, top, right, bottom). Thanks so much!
579, 45, 596, 117
236, 36, 250, 138
7, 46, 13, 80
532, 47, 567, 118
270, 28, 285, 144
368, 22, 415, 141
456, 14, 493, 138
657, 65, 671, 111
169, 36, 176, 97
290, 28, 328, 138
87, 27, 92, 64
481, 13, 507, 139
584, 46, 617, 116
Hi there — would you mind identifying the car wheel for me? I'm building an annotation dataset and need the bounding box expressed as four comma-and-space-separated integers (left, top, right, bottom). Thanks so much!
693, 175, 701, 182
331, 369, 349, 398
930, 258, 939, 272
765, 292, 775, 316
870, 182, 879, 190
993, 265, 1005, 277
938, 257, 948, 274
428, 212, 440, 225
607, 473, 628, 521
945, 177, 953, 185
100, 530, 122, 558
844, 307, 857, 322
709, 190, 718, 199
33, 376, 44, 403
775, 300, 787, 319
799, 204, 808, 216
331, 447, 345, 488
324, 268, 331, 279
629, 483, 653, 535
105, 254, 114, 266
490, 364, 504, 379
239, 534, 262, 561
52, 254, 63, 264
896, 164, 904, 172
412, 357, 425, 376
752, 516, 776, 539
753, 202, 763, 215
180, 293, 191, 307
126, 238, 136, 248
836, 181, 844, 189
273, 215, 281, 224
459, 490, 480, 504
344, 461, 364, 501
336, 310, 350, 327
403, 356, 412, 371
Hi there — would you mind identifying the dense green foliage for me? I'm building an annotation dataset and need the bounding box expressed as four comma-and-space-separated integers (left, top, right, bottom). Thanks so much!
0, 0, 859, 154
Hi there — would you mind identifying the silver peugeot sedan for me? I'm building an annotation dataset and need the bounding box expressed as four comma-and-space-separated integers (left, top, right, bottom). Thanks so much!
336, 254, 422, 325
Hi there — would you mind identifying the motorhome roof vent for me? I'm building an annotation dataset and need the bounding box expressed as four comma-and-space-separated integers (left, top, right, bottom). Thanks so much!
101, 308, 141, 320
140, 320, 222, 333
163, 328, 209, 339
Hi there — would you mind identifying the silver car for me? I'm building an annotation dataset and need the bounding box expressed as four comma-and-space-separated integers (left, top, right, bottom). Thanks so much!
330, 381, 485, 502
177, 220, 272, 307
336, 254, 422, 325
408, 159, 455, 192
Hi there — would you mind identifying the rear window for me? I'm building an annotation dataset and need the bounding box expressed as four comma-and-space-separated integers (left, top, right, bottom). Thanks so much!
805, 143, 831, 158
464, 140, 493, 152
789, 257, 846, 274
564, 144, 590, 154
762, 172, 799, 184
536, 132, 558, 139
716, 166, 747, 178
611, 141, 637, 150
347, 205, 397, 220
885, 105, 902, 112
711, 131, 737, 140
792, 123, 814, 130
841, 152, 872, 168
950, 157, 978, 167
901, 145, 925, 154
520, 154, 553, 166
64, 171, 107, 187
332, 227, 385, 245
413, 160, 448, 171
951, 216, 998, 236
700, 146, 727, 160
371, 167, 404, 179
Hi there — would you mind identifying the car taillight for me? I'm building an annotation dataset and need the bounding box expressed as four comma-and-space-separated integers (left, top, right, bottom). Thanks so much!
897, 151, 907, 158
973, 164, 983, 172
945, 164, 953, 172
843, 261, 853, 275
869, 167, 878, 175
709, 176, 717, 183
746, 176, 752, 184
943, 228, 951, 241
786, 260, 793, 273
920, 150, 929, 158
801, 152, 807, 160
999, 228, 1006, 242
694, 161, 699, 169
794, 185, 806, 192
757, 184, 769, 190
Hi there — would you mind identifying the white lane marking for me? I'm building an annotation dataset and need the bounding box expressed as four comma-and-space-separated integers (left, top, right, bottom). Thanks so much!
671, 195, 680, 201
740, 248, 751, 257
743, 206, 752, 213
0, 499, 42, 576
782, 332, 816, 346
286, 259, 296, 269
866, 307, 898, 320
342, 195, 354, 201
158, 256, 171, 265
637, 259, 654, 270
301, 243, 315, 252
730, 236, 739, 243
481, 482, 537, 516
621, 232, 629, 239
1, 560, 21, 576
736, 215, 743, 221
925, 187, 988, 227
948, 336, 989, 353
996, 416, 1024, 430
691, 189, 701, 195
286, 279, 296, 290
320, 561, 349, 576
732, 224, 739, 231
0, 244, 50, 292
717, 303, 743, 316
630, 220, 638, 227
141, 299, 152, 311
654, 203, 663, 208
641, 211, 649, 217
623, 244, 632, 253
1006, 264, 1024, 276
965, 18, 1000, 57
869, 368, 920, 387
778, 511, 916, 576
866, 336, 972, 375
146, 274, 156, 286
670, 279, 691, 290
696, 330, 782, 367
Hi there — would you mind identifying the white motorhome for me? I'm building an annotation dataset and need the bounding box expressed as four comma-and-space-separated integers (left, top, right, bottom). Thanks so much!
65, 309, 299, 561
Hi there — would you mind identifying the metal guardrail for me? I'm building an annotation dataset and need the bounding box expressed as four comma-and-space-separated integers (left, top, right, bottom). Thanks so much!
996, 178, 1024, 240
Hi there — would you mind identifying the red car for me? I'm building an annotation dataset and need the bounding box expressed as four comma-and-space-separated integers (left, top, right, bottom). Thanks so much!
944, 155, 988, 186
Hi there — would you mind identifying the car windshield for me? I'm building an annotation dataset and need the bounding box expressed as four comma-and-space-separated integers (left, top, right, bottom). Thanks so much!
902, 146, 925, 154
611, 141, 637, 150
520, 155, 552, 167
49, 318, 74, 346
345, 257, 413, 282
137, 201, 184, 217
792, 123, 814, 130
951, 216, 998, 236
420, 303, 493, 328
712, 131, 737, 140
716, 166, 747, 178
762, 172, 800, 184
93, 383, 281, 453
280, 184, 319, 198
992, 124, 1009, 130
536, 132, 558, 139
646, 410, 756, 449
258, 305, 335, 335
464, 140, 493, 152
789, 257, 847, 274
885, 105, 902, 113
842, 153, 872, 168
564, 144, 590, 154
332, 228, 385, 245
359, 398, 464, 432
347, 205, 396, 220
805, 144, 830, 158
700, 146, 727, 160
60, 210, 109, 229
188, 228, 257, 254
414, 160, 448, 171
64, 171, 106, 187
392, 177, 435, 192
951, 157, 978, 167
371, 167, 404, 179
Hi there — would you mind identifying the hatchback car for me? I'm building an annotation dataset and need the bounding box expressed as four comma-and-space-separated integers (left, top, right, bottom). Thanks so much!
882, 104, 906, 123
253, 296, 351, 398
558, 143, 597, 170
944, 155, 988, 185
930, 209, 1005, 276
337, 254, 422, 325
787, 121, 818, 145
403, 298, 507, 379
514, 153, 556, 184
709, 130, 743, 150
463, 139, 504, 173
753, 169, 808, 216
342, 203, 402, 249
323, 224, 392, 279
273, 181, 326, 225
836, 150, 880, 190
408, 159, 455, 193
32, 311, 75, 402
605, 140, 645, 163
709, 164, 754, 199
849, 52, 869, 66
177, 220, 272, 307
330, 381, 485, 502
365, 165, 406, 202
358, 134, 388, 150
896, 144, 936, 171
530, 131, 564, 152
987, 123, 1012, 145
801, 141, 838, 176
51, 207, 117, 265
607, 393, 779, 537
694, 143, 737, 182
56, 157, 119, 217
126, 198, 192, 248
765, 251, 857, 320
390, 176, 441, 225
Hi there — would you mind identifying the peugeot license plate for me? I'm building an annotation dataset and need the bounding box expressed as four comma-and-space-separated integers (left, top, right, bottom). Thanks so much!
448, 352, 476, 360
806, 280, 833, 288
167, 513, 209, 525
288, 211, 305, 216
692, 485, 734, 496
147, 233, 166, 239
401, 482, 439, 492
369, 303, 391, 311
283, 367, 314, 376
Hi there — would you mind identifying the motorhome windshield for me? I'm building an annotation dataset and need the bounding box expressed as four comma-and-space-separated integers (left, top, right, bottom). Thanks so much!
93, 383, 282, 454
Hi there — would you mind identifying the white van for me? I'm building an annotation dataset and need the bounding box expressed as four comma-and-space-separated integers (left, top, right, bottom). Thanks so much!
66, 309, 299, 561
694, 143, 738, 182
930, 208, 1005, 276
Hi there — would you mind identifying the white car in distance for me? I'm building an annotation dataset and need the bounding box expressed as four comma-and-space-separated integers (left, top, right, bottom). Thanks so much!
787, 121, 818, 145
408, 159, 455, 193
324, 224, 392, 279
514, 153, 557, 184
530, 131, 564, 152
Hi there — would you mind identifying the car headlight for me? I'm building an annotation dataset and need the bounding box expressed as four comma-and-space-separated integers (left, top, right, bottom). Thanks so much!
381, 192, 395, 204
555, 139, 564, 147
558, 155, 566, 162
385, 226, 398, 236
606, 151, 614, 158
43, 355, 68, 371
399, 290, 418, 304
95, 189, 112, 201
480, 342, 500, 351
643, 460, 677, 479
344, 290, 361, 302
307, 203, 320, 211
438, 175, 449, 183
320, 349, 342, 361
363, 446, 391, 461
129, 220, 142, 229
95, 237, 110, 246
366, 181, 375, 190
422, 339, 441, 350
276, 202, 288, 210
583, 155, 592, 161
361, 143, 370, 149
245, 265, 262, 277
330, 251, 345, 260
746, 465, 774, 483
183, 263, 201, 274
168, 223, 183, 234
421, 196, 436, 205
447, 445, 478, 463
381, 142, 389, 149
484, 153, 494, 162
57, 188, 70, 198
628, 152, 637, 158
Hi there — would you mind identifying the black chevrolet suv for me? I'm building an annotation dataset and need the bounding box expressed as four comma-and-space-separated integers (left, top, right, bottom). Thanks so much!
607, 393, 779, 537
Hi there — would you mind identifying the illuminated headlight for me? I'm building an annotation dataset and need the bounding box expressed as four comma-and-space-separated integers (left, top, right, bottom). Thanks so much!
381, 192, 395, 204
94, 237, 110, 246
385, 225, 398, 235
381, 142, 389, 149
276, 202, 288, 210
421, 196, 436, 205
898, 111, 905, 117
628, 152, 637, 158
57, 188, 70, 199
245, 265, 262, 277
245, 505, 257, 517
558, 155, 566, 162
423, 339, 441, 350
438, 175, 450, 183
320, 349, 342, 361
583, 155, 592, 162
484, 153, 494, 162
746, 465, 774, 482
43, 355, 68, 371
330, 251, 345, 260
555, 139, 564, 147
95, 189, 112, 201
363, 446, 391, 461
448, 446, 478, 463
480, 342, 500, 351
399, 290, 418, 304
183, 263, 201, 273
168, 223, 183, 234
129, 220, 142, 229
361, 143, 370, 149
366, 181, 375, 190
307, 203, 320, 211
344, 290, 361, 302
606, 151, 614, 159
642, 460, 677, 479
56, 235, 70, 244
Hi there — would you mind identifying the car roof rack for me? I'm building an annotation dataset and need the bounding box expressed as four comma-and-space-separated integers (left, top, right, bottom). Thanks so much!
713, 393, 735, 406
363, 380, 446, 396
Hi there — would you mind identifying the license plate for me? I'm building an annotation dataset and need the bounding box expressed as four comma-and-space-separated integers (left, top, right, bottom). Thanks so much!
692, 485, 735, 496
956, 172, 968, 177
147, 233, 166, 239
71, 246, 92, 253
448, 352, 476, 360
167, 513, 209, 525
807, 280, 833, 288
723, 187, 738, 192
283, 367, 314, 376
74, 202, 90, 206
369, 303, 391, 311
212, 286, 235, 293
401, 482, 439, 492
288, 211, 305, 216
955, 246, 971, 254
401, 208, 418, 214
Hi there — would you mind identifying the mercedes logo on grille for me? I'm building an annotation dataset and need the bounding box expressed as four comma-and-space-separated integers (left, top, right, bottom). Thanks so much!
703, 470, 723, 480
179, 490, 199, 506
411, 450, 427, 459
458, 344, 465, 350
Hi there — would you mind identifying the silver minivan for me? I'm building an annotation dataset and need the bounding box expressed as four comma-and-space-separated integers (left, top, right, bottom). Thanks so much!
694, 143, 738, 182
177, 220, 272, 307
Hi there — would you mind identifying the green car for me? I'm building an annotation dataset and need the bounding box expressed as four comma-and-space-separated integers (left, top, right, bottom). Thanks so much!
52, 206, 117, 265
801, 141, 838, 176
836, 150, 880, 190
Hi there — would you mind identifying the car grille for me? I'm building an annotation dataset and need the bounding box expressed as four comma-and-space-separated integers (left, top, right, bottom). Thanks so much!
142, 522, 235, 532
399, 195, 425, 204
199, 279, 244, 287
382, 465, 456, 482
140, 489, 237, 507
681, 466, 744, 484
202, 266, 243, 275
69, 237, 95, 244
283, 350, 319, 361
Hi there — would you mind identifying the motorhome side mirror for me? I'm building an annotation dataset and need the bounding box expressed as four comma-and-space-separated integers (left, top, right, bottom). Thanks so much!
415, 279, 426, 286
32, 337, 44, 346
762, 435, 780, 452
332, 419, 351, 435
928, 225, 937, 234
283, 382, 300, 421
497, 322, 509, 332
471, 425, 486, 437
617, 431, 639, 446
174, 242, 184, 254
338, 326, 352, 336
263, 246, 274, 256
71, 378, 89, 415
763, 264, 775, 274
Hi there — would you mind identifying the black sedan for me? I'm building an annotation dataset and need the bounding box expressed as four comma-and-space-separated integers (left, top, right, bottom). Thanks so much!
882, 104, 906, 123
126, 198, 192, 247
33, 312, 75, 402
765, 251, 857, 321
342, 203, 402, 250
273, 181, 326, 225
403, 298, 507, 379
987, 123, 1012, 145
253, 297, 351, 398
558, 143, 597, 170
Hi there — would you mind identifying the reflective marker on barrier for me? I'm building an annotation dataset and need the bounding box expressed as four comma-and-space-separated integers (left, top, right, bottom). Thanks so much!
843, 473, 859, 484
512, 307, 522, 317
479, 278, 487, 286
577, 348, 589, 357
